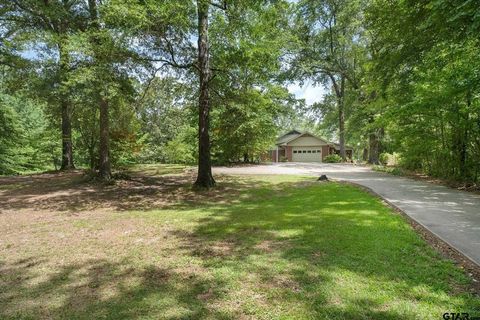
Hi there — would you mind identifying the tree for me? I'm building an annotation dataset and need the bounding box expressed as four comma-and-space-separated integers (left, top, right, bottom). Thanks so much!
364, 0, 480, 182
136, 77, 193, 163
292, 0, 365, 160
212, 85, 299, 163
0, 0, 88, 170
139, 0, 290, 188
86, 0, 112, 179
0, 92, 57, 174
194, 0, 216, 188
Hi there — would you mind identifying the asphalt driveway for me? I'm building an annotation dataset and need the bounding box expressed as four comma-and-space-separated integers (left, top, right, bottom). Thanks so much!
214, 163, 480, 266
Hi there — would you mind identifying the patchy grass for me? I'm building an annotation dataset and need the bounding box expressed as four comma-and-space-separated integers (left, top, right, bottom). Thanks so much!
0, 167, 479, 319
124, 163, 191, 176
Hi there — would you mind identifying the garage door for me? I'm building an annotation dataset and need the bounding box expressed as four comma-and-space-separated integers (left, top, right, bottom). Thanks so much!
292, 147, 322, 162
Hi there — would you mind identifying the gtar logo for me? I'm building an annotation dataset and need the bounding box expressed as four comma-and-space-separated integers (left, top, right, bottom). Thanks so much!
443, 313, 477, 320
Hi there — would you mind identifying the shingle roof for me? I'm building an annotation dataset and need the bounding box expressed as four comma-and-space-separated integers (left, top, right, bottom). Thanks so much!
276, 130, 303, 145
275, 130, 354, 150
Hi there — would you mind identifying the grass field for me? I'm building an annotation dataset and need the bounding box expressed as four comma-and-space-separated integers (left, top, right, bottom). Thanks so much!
0, 165, 478, 319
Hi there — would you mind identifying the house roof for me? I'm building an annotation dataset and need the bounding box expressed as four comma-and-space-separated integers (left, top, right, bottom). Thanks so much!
276, 129, 354, 150
276, 130, 303, 145
276, 130, 329, 146
333, 143, 354, 151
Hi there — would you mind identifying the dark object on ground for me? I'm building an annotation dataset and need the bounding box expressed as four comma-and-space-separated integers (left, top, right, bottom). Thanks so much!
318, 175, 328, 181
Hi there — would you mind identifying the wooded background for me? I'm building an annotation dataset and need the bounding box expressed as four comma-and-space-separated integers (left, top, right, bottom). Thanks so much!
1, 0, 479, 186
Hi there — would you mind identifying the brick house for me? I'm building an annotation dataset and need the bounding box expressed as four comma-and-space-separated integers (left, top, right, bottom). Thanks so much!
267, 130, 353, 163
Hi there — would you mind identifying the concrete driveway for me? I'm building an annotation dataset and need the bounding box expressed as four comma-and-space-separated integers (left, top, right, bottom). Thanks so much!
214, 163, 480, 266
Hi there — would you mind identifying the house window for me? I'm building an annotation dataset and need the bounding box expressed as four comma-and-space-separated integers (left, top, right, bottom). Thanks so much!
317, 150, 321, 153
308, 150, 312, 153
293, 150, 297, 154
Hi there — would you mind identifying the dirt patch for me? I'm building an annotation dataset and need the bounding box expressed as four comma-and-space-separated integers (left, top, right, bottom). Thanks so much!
0, 170, 248, 215
254, 240, 290, 253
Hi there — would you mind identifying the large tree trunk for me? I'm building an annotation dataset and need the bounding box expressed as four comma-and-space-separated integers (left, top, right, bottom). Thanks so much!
338, 101, 346, 161
58, 39, 74, 170
368, 132, 379, 164
368, 128, 384, 165
330, 74, 346, 161
88, 0, 111, 180
60, 100, 74, 170
98, 98, 111, 180
194, 1, 215, 189
362, 148, 368, 162
338, 76, 346, 161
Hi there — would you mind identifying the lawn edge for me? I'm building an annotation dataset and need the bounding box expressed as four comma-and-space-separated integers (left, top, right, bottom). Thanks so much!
335, 180, 480, 296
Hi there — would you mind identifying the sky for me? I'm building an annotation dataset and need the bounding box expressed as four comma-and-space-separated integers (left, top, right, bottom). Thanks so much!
288, 81, 327, 106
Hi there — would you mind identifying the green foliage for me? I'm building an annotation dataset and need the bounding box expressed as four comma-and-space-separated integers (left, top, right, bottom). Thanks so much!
2, 0, 478, 186
133, 76, 198, 165
212, 86, 297, 164
0, 93, 57, 174
290, 0, 367, 159
323, 154, 342, 163
364, 0, 480, 183
379, 153, 389, 166
372, 165, 405, 176
0, 0, 304, 174
164, 137, 196, 165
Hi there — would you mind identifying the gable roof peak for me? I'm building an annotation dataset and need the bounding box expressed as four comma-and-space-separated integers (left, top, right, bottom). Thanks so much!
281, 129, 303, 137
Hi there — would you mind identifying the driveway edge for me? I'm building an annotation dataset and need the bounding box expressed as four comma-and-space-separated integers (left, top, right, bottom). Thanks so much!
336, 180, 480, 295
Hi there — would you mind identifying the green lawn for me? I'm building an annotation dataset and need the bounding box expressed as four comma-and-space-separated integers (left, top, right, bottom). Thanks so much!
0, 168, 478, 319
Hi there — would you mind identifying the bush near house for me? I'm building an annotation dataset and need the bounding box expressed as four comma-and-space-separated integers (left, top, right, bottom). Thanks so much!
323, 154, 342, 163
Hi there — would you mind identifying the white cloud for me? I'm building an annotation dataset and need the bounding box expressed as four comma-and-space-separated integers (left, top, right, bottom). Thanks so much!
288, 81, 327, 106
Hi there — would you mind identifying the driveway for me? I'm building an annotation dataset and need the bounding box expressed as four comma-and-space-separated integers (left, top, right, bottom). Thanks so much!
214, 163, 480, 266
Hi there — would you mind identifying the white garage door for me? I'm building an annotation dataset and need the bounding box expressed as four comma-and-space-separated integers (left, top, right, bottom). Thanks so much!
292, 147, 322, 162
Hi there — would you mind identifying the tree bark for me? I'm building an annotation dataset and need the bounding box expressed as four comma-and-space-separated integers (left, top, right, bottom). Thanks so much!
330, 74, 347, 161
368, 132, 379, 164
338, 76, 346, 160
362, 148, 368, 162
58, 38, 74, 170
88, 0, 111, 180
194, 1, 215, 189
368, 128, 384, 165
60, 100, 74, 170
98, 98, 111, 179
338, 102, 346, 161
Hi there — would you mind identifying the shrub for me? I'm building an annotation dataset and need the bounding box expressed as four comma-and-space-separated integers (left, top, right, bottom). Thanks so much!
164, 138, 196, 164
372, 165, 405, 176
379, 153, 390, 166
323, 154, 342, 163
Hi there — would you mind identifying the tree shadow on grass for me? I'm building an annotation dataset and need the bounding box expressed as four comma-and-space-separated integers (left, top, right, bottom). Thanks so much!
169, 183, 479, 318
0, 257, 234, 320
1, 174, 479, 319
0, 171, 287, 213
